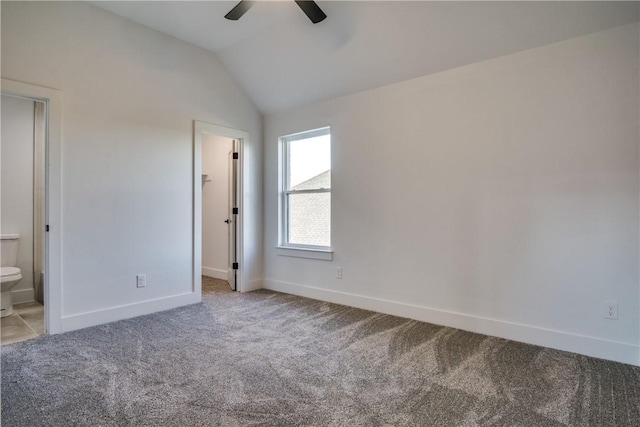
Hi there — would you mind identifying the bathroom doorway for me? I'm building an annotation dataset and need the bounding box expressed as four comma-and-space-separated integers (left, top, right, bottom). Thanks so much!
1, 78, 62, 337
193, 121, 247, 297
0, 94, 45, 342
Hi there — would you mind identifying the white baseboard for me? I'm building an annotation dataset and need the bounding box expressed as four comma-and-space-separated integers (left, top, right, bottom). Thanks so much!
60, 292, 200, 333
242, 278, 263, 293
202, 267, 228, 280
263, 279, 640, 366
12, 288, 34, 304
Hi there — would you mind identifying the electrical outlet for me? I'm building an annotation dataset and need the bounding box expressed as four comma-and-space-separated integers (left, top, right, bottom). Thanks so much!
336, 267, 343, 279
137, 274, 146, 288
604, 301, 618, 320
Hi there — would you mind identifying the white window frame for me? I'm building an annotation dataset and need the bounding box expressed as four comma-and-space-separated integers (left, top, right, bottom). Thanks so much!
278, 127, 332, 260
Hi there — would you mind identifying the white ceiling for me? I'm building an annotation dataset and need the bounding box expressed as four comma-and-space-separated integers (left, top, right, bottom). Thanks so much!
93, 1, 639, 114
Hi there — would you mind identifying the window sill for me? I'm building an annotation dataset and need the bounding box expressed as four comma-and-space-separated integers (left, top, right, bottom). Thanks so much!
276, 246, 333, 261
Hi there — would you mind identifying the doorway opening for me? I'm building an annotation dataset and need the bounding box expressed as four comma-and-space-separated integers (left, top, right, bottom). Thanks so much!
0, 94, 45, 343
193, 121, 247, 297
1, 79, 62, 340
201, 135, 238, 291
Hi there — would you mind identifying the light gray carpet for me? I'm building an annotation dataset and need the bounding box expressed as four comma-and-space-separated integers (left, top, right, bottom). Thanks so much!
2, 276, 640, 426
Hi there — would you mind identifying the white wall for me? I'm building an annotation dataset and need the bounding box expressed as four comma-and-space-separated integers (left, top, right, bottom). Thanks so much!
264, 24, 640, 365
1, 1, 262, 331
202, 134, 232, 279
1, 95, 35, 303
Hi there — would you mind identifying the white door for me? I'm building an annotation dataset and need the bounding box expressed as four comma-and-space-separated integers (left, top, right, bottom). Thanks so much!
226, 140, 239, 290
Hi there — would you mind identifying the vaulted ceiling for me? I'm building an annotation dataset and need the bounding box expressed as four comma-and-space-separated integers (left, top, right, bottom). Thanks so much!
93, 1, 639, 114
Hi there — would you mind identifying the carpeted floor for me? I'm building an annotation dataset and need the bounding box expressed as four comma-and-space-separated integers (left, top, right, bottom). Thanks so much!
2, 276, 640, 426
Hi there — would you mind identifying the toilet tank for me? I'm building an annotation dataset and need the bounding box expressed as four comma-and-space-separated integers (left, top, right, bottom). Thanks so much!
0, 234, 20, 267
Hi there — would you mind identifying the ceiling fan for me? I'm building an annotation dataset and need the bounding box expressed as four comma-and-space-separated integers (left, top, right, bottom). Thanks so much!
225, 1, 327, 24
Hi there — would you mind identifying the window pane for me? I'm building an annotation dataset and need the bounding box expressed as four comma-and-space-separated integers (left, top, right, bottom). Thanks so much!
287, 134, 331, 190
287, 192, 330, 246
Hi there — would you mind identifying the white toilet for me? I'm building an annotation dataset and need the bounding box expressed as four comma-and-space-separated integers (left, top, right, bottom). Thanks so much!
1, 234, 23, 318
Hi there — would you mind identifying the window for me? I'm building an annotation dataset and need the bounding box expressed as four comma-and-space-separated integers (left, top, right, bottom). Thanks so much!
280, 127, 331, 250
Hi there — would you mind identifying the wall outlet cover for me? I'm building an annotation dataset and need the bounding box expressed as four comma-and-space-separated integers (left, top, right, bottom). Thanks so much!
137, 274, 146, 288
604, 300, 618, 320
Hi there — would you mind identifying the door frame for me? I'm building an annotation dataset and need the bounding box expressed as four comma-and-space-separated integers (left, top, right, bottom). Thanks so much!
193, 121, 247, 294
1, 78, 63, 334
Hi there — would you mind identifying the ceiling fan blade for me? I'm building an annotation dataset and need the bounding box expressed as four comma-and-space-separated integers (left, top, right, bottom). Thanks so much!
225, 1, 255, 21
294, 1, 327, 24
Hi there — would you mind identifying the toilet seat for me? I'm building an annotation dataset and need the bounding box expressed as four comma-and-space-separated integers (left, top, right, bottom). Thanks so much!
0, 267, 21, 281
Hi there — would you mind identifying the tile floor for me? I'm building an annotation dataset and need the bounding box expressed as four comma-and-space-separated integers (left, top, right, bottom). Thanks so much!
1, 301, 44, 345
202, 275, 232, 292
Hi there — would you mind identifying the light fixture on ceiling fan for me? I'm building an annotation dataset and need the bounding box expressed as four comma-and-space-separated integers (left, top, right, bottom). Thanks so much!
225, 1, 327, 24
